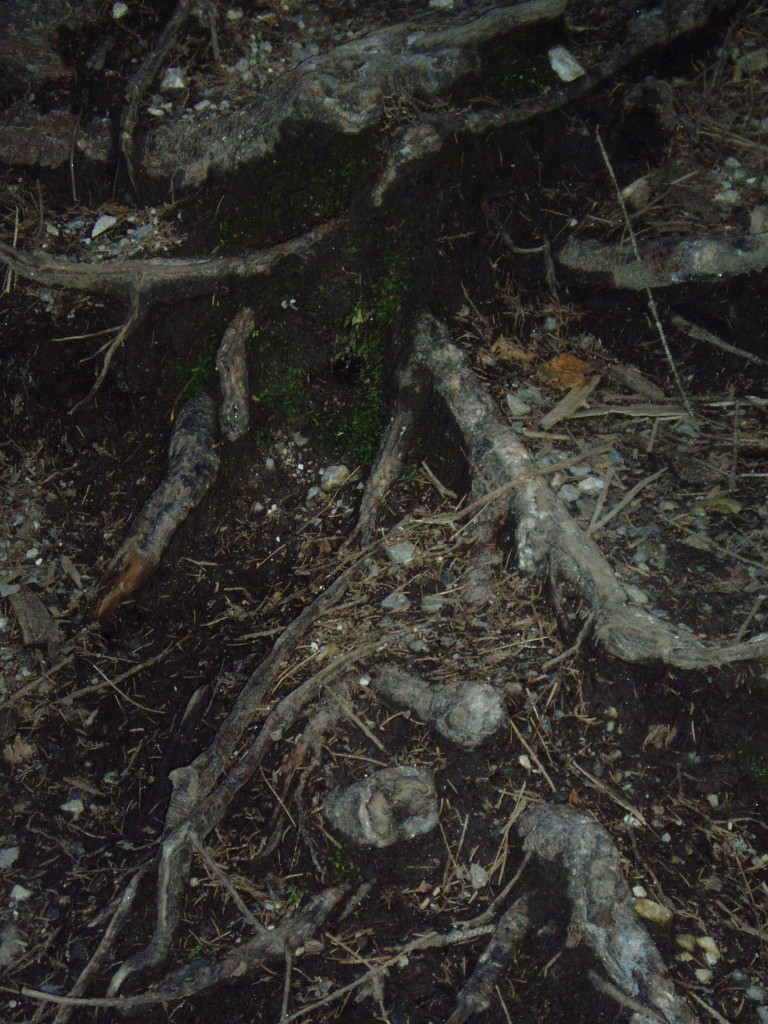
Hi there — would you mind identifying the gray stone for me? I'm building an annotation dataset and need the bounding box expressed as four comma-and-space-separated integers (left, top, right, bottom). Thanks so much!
505, 393, 531, 416
577, 476, 605, 494
381, 591, 410, 612
386, 541, 416, 565
0, 846, 19, 868
320, 465, 350, 492
557, 484, 580, 503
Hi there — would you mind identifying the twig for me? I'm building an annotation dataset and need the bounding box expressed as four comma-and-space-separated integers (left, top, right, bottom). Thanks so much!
734, 595, 765, 643
730, 396, 740, 491
58, 643, 175, 704
671, 314, 768, 367
421, 460, 459, 499
596, 127, 695, 420
190, 834, 266, 936
508, 718, 556, 793
283, 921, 497, 1021
684, 987, 733, 1024
588, 467, 666, 534
2, 205, 19, 294
588, 970, 667, 1024
280, 951, 293, 1024
568, 760, 648, 826
542, 611, 594, 669
586, 467, 613, 534
51, 863, 152, 1024
69, 288, 146, 414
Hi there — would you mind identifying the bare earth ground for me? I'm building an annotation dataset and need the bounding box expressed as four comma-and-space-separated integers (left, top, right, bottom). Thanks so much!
1, 2, 768, 1024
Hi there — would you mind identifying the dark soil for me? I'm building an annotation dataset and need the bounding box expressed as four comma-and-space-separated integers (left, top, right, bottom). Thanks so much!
1, 3, 767, 1024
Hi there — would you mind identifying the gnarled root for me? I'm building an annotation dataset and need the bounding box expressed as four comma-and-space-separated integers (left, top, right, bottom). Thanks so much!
413, 312, 768, 672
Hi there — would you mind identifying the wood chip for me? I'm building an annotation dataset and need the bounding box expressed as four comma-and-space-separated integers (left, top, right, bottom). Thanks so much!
540, 376, 601, 429
8, 587, 60, 655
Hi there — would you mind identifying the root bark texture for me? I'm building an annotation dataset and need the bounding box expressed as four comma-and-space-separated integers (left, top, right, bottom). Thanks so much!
94, 393, 220, 622
519, 805, 698, 1024
413, 312, 768, 672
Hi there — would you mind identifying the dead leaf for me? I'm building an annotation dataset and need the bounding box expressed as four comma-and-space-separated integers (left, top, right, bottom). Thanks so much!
3, 734, 35, 765
60, 555, 83, 589
643, 724, 678, 750
491, 337, 534, 363
536, 353, 597, 390
699, 496, 742, 515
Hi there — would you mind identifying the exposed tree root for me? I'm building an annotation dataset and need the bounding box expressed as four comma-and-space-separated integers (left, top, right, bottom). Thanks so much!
216, 306, 254, 442
94, 392, 220, 622
446, 896, 531, 1024
4, 4, 757, 1021
139, 0, 568, 190
119, 0, 218, 190
69, 288, 148, 415
413, 312, 768, 672
558, 232, 768, 289
0, 220, 337, 299
519, 805, 698, 1024
108, 640, 381, 994
23, 887, 346, 1012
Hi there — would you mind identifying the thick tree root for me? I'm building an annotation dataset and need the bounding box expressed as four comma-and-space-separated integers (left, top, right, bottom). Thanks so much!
119, 0, 217, 190
413, 312, 768, 672
94, 393, 220, 622
0, 220, 337, 300
518, 805, 698, 1024
216, 306, 254, 442
558, 233, 768, 289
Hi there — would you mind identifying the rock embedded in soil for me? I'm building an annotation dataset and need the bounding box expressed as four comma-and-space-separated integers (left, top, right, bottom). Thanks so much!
381, 591, 410, 612
324, 765, 438, 848
635, 897, 674, 928
385, 541, 417, 565
320, 465, 350, 492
